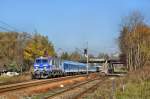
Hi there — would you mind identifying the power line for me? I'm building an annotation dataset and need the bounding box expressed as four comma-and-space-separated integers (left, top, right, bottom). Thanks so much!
0, 20, 19, 32
0, 26, 13, 32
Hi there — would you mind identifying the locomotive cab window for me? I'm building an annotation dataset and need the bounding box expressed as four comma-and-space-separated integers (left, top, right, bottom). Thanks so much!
36, 59, 41, 64
42, 59, 48, 64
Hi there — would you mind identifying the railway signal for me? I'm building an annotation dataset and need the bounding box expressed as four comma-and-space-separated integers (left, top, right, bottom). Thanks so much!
84, 49, 87, 56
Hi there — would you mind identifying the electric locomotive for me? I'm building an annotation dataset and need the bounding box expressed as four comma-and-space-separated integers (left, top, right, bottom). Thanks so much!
32, 56, 62, 78
32, 56, 98, 79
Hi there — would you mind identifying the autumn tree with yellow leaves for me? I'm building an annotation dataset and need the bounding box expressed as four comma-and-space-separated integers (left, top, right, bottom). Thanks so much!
23, 34, 56, 69
0, 32, 31, 71
0, 32, 56, 72
119, 11, 150, 71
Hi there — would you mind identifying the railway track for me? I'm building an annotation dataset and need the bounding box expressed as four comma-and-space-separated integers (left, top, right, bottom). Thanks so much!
75, 77, 108, 99
0, 74, 89, 93
44, 76, 107, 99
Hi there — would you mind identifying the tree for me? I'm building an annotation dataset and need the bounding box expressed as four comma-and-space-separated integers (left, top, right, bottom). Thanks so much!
0, 32, 31, 71
88, 54, 95, 58
61, 52, 70, 60
70, 51, 81, 61
97, 53, 109, 60
24, 34, 56, 67
0, 32, 56, 72
119, 11, 150, 71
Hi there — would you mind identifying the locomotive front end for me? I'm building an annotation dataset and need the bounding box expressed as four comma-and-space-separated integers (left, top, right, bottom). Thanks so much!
33, 57, 51, 78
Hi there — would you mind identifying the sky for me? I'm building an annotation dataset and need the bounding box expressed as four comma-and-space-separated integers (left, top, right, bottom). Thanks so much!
0, 0, 150, 55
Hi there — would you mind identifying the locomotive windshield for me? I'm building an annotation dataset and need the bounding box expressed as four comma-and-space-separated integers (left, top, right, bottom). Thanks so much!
35, 58, 48, 64
36, 59, 41, 64
42, 59, 48, 64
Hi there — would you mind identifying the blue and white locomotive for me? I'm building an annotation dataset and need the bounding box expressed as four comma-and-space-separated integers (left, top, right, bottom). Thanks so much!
33, 57, 62, 78
32, 56, 97, 79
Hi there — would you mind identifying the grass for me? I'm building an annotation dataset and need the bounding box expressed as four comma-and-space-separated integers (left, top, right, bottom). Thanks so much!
114, 67, 128, 73
115, 65, 150, 99
0, 73, 31, 85
116, 80, 150, 99
81, 65, 150, 99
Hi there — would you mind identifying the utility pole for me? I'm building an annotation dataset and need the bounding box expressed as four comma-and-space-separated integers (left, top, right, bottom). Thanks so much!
84, 42, 88, 75
87, 42, 89, 75
86, 51, 89, 75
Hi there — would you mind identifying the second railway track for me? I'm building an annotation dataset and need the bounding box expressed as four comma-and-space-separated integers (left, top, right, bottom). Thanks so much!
0, 74, 89, 93
44, 76, 108, 99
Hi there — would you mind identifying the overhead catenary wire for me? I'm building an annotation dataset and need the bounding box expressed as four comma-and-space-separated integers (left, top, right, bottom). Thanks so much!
0, 26, 13, 32
0, 20, 21, 32
0, 20, 18, 31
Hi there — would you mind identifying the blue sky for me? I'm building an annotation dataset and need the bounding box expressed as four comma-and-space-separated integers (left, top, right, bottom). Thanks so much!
0, 0, 150, 55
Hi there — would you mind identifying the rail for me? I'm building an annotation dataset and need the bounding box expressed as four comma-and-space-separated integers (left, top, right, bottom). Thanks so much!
0, 74, 88, 93
44, 76, 107, 99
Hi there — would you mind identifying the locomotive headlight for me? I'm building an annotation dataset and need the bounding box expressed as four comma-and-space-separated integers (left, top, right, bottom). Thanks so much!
34, 64, 39, 66
44, 66, 47, 70
35, 67, 39, 70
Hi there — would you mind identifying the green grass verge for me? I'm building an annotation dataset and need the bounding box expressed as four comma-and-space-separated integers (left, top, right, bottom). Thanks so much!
115, 80, 150, 99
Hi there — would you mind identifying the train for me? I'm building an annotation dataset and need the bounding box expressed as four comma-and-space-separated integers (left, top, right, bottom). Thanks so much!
32, 56, 98, 79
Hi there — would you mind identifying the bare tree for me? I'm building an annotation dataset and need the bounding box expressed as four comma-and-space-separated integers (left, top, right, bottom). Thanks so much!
119, 11, 150, 71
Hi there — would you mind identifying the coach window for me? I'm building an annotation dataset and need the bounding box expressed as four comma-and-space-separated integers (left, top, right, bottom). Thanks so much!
64, 63, 67, 70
